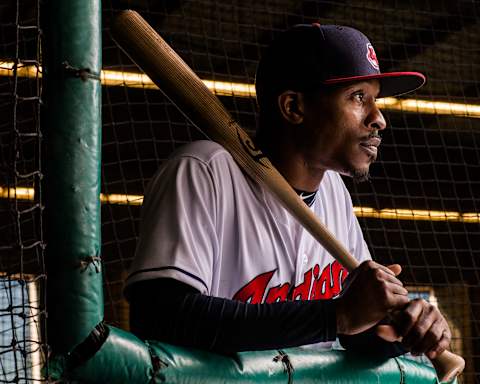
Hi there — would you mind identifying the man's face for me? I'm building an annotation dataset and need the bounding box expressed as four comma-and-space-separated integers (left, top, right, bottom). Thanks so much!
299, 79, 386, 182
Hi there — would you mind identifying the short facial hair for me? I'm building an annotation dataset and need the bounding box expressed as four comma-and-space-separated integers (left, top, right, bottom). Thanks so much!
351, 131, 381, 183
352, 169, 371, 183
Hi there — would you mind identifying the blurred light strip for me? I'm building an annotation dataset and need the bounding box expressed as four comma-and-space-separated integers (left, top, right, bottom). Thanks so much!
100, 193, 143, 205
100, 70, 257, 97
0, 61, 256, 97
0, 186, 35, 200
0, 61, 39, 78
2, 61, 480, 117
0, 186, 145, 205
377, 97, 480, 119
354, 207, 480, 223
2, 186, 479, 223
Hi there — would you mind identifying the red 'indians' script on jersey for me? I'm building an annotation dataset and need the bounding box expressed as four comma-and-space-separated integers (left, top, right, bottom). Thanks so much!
233, 261, 348, 304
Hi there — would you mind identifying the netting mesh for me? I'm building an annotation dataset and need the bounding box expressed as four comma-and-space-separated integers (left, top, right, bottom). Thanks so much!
0, 0, 46, 382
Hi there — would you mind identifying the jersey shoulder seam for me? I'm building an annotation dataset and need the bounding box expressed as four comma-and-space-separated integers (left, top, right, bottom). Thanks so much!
173, 142, 232, 167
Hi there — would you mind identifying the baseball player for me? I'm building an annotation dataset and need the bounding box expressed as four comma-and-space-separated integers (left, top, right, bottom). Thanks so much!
125, 24, 452, 359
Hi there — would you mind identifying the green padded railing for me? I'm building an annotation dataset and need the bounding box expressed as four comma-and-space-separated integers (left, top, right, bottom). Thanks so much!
49, 325, 449, 383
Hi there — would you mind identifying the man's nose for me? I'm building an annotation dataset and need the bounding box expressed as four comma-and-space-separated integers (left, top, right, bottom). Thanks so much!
368, 103, 387, 131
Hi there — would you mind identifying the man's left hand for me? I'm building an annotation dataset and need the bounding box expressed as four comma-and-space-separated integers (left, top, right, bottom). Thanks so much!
387, 298, 452, 359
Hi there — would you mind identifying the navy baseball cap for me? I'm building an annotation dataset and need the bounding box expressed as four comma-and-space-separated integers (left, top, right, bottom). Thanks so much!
255, 24, 426, 106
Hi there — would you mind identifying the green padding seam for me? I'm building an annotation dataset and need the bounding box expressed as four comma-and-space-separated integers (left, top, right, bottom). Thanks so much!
63, 325, 456, 384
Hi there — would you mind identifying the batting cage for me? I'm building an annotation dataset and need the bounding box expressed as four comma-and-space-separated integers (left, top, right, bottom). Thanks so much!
0, 0, 46, 382
0, 0, 479, 383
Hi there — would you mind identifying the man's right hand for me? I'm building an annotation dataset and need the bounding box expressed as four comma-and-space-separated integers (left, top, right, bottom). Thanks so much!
335, 260, 409, 335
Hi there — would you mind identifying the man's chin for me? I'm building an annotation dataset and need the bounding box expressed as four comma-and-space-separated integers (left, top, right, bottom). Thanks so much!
351, 167, 370, 183
338, 161, 372, 182
352, 170, 370, 183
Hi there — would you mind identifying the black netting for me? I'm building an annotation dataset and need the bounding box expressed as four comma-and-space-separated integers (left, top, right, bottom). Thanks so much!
0, 0, 46, 383
101, 2, 480, 382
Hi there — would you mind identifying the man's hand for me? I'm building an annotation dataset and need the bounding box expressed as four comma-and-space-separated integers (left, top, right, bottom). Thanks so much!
335, 260, 409, 335
385, 299, 452, 359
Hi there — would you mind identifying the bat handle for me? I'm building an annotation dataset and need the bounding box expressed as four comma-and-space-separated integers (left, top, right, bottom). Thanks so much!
376, 325, 465, 382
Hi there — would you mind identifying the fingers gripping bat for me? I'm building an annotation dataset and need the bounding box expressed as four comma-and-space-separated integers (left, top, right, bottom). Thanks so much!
111, 10, 465, 382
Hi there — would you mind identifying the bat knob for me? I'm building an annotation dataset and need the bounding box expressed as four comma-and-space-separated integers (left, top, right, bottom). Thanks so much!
376, 325, 465, 382
431, 351, 465, 383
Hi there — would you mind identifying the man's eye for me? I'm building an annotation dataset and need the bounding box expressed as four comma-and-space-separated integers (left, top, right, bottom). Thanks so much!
353, 92, 364, 102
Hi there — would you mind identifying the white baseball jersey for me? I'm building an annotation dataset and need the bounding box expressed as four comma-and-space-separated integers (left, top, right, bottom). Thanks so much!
126, 140, 371, 307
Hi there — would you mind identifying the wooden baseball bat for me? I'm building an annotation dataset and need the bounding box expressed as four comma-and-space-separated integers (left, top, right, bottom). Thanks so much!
111, 10, 465, 382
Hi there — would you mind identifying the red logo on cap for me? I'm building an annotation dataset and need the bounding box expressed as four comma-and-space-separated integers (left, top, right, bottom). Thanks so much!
366, 43, 379, 70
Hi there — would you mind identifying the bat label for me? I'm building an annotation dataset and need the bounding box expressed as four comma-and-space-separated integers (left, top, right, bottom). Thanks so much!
232, 121, 269, 168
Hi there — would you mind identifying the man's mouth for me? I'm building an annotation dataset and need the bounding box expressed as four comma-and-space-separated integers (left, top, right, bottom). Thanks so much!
359, 136, 381, 157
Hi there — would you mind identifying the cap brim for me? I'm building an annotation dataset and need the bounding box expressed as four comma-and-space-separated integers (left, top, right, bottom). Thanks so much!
324, 72, 426, 97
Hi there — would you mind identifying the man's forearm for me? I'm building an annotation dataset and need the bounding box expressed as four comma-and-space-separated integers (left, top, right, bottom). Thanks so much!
128, 278, 405, 357
128, 278, 336, 353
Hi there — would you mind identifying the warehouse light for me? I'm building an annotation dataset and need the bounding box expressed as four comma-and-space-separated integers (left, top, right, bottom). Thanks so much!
201, 79, 256, 97
0, 187, 144, 206
99, 193, 143, 205
101, 69, 156, 90
377, 98, 480, 118
101, 70, 257, 97
0, 61, 39, 78
353, 207, 480, 223
0, 186, 35, 200
0, 62, 256, 97
2, 60, 480, 117
2, 186, 479, 223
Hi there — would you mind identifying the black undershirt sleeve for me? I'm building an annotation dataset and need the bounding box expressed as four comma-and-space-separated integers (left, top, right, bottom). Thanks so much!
339, 328, 407, 358
127, 278, 336, 354
127, 278, 406, 357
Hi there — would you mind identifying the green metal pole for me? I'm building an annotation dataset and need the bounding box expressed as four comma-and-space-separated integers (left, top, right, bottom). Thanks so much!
44, 0, 102, 354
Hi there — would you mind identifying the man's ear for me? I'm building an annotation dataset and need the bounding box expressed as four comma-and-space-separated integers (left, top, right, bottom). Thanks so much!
277, 91, 305, 125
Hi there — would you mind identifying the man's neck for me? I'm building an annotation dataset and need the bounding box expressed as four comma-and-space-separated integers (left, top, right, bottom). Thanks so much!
262, 138, 325, 192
